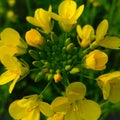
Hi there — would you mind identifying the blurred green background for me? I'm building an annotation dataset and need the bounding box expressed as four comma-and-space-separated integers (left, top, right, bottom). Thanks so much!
0, 0, 120, 119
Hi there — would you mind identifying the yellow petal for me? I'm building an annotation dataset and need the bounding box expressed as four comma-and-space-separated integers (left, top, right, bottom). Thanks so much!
97, 80, 110, 100
26, 16, 41, 27
72, 4, 84, 20
96, 19, 108, 42
66, 82, 86, 102
39, 101, 53, 117
9, 100, 26, 119
0, 55, 21, 71
109, 79, 120, 103
76, 25, 82, 39
0, 71, 17, 85
0, 28, 20, 46
58, 0, 76, 19
65, 108, 82, 120
78, 100, 101, 120
22, 109, 40, 120
99, 36, 120, 50
9, 75, 19, 93
51, 97, 70, 113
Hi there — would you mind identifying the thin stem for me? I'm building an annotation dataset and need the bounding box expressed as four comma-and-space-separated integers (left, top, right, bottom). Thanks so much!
26, 0, 32, 15
40, 80, 53, 96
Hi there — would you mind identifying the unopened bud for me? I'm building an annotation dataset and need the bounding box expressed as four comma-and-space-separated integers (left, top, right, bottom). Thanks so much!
70, 67, 80, 74
66, 43, 75, 52
54, 73, 62, 83
25, 29, 44, 47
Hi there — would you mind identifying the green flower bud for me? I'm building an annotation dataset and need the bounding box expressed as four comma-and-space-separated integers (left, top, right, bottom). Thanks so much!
70, 67, 80, 74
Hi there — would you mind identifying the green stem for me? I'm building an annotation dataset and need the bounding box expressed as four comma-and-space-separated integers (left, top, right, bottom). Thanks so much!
26, 0, 32, 15
40, 80, 53, 96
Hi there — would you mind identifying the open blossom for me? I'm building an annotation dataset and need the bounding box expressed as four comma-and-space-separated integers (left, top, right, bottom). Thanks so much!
85, 49, 108, 70
9, 94, 53, 120
51, 82, 101, 120
97, 71, 120, 103
0, 28, 27, 56
25, 29, 44, 47
76, 24, 95, 48
49, 0, 84, 32
26, 5, 53, 34
0, 55, 29, 93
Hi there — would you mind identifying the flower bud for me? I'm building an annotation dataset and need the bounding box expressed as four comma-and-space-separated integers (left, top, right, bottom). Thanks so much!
25, 29, 44, 47
54, 73, 62, 83
70, 67, 80, 74
85, 50, 108, 70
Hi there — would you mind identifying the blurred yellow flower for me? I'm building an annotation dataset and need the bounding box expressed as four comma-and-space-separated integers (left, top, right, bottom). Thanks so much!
9, 94, 53, 120
26, 5, 53, 34
97, 71, 120, 103
8, 0, 16, 7
76, 24, 95, 48
0, 55, 29, 93
0, 28, 27, 56
25, 29, 44, 47
51, 82, 101, 120
49, 0, 84, 32
85, 49, 108, 70
7, 10, 17, 22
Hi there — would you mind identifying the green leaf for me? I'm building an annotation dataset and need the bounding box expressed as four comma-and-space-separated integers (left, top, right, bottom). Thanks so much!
99, 36, 120, 50
66, 82, 86, 102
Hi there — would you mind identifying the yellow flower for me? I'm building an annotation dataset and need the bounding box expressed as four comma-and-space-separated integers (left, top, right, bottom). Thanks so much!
85, 49, 108, 70
0, 55, 29, 93
26, 5, 53, 34
9, 94, 53, 120
76, 24, 95, 48
25, 29, 44, 47
49, 0, 84, 32
7, 10, 17, 22
51, 82, 101, 120
97, 71, 120, 103
0, 28, 27, 56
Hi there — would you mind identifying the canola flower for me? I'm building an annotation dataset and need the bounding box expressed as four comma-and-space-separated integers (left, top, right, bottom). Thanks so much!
76, 24, 95, 48
48, 0, 84, 32
0, 27, 27, 56
51, 82, 101, 120
85, 49, 108, 70
9, 94, 53, 120
26, 5, 53, 34
0, 55, 29, 93
0, 0, 120, 120
97, 71, 120, 103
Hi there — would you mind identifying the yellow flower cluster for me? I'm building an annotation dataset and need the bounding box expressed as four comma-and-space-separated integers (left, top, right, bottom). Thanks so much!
0, 28, 29, 93
1, 0, 120, 120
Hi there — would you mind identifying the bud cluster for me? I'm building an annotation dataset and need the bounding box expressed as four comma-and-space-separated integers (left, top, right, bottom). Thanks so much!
29, 33, 81, 82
